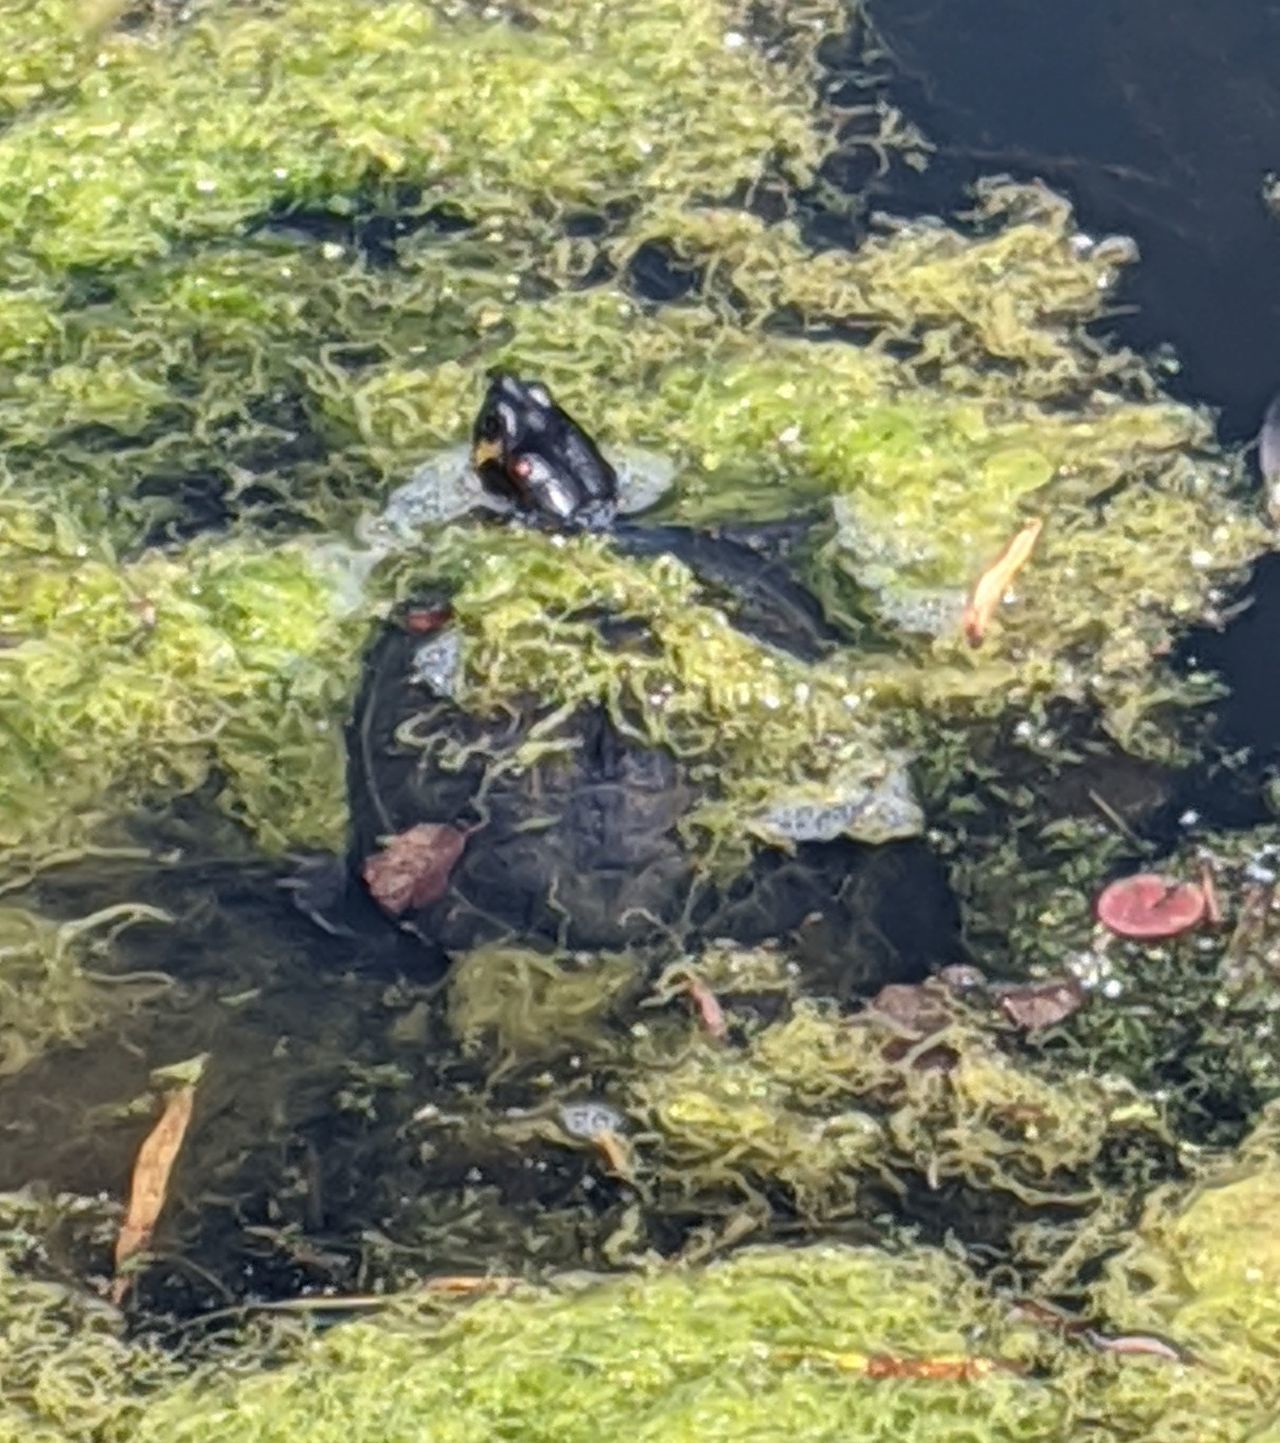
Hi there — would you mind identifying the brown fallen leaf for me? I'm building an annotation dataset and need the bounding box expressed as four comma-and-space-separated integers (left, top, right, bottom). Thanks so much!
996, 978, 1086, 1032
868, 982, 951, 1035
863, 982, 957, 1072
361, 822, 468, 916
962, 517, 1044, 647
111, 1085, 196, 1305
421, 1274, 519, 1297
685, 978, 727, 1040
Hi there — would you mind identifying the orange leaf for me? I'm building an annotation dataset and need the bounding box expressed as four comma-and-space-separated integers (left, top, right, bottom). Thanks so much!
961, 518, 1044, 647
685, 978, 727, 1040
421, 1275, 519, 1297
111, 1085, 196, 1305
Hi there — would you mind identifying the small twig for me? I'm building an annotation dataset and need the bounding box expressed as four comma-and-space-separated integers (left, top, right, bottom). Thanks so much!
1082, 1329, 1197, 1365
773, 1346, 1024, 1381
962, 518, 1043, 647
1086, 789, 1145, 850
591, 1128, 635, 1180
1198, 860, 1222, 926
685, 979, 727, 1040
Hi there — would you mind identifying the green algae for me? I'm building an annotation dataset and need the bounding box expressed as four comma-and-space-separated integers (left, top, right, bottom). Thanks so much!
0, 0, 840, 537
0, 1266, 169, 1443
357, 209, 1263, 766
0, 1, 108, 121
0, 901, 171, 1076
84, 1205, 1280, 1443
413, 524, 908, 857
630, 987, 1162, 1216
121, 1245, 1065, 1443
0, 490, 363, 857
0, 0, 828, 271
0, 0, 1262, 874
447, 945, 643, 1068
4, 1185, 1278, 1443
0, 882, 1271, 1443
1084, 1130, 1280, 1442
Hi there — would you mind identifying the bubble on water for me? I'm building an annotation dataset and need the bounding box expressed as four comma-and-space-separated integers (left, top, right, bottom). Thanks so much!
611, 445, 677, 515
408, 630, 464, 699
755, 762, 923, 844
559, 1100, 625, 1139
873, 586, 968, 637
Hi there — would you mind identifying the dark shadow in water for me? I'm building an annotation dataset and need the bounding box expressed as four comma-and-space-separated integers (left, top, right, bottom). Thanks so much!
1, 818, 965, 1321
1170, 553, 1280, 828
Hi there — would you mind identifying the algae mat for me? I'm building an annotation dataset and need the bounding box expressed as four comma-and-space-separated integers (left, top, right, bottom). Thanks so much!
0, 0, 1277, 1441
0, 0, 1265, 865
9, 1195, 1280, 1442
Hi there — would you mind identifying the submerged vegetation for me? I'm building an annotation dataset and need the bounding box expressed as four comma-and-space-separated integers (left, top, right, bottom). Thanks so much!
0, 0, 1277, 1439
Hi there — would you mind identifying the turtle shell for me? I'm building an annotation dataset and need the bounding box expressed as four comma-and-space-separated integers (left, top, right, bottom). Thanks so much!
344, 519, 853, 958
347, 618, 701, 953
340, 370, 952, 979
344, 593, 956, 991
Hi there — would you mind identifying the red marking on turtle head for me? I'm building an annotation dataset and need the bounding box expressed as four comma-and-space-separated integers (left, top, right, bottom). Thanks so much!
402, 604, 453, 635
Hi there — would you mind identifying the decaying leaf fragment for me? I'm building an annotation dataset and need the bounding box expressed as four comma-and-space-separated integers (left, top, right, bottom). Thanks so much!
361, 822, 468, 915
962, 517, 1044, 647
685, 978, 727, 1040
996, 978, 1086, 1032
111, 1077, 200, 1305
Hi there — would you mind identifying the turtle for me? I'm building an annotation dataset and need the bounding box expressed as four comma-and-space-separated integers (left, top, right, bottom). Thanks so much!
319, 374, 959, 996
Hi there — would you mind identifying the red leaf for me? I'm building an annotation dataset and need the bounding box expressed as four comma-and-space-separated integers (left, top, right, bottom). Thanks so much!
1095, 873, 1206, 941
361, 823, 467, 916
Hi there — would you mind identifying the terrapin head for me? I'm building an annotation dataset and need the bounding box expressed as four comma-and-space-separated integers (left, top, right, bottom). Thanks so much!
470, 372, 618, 529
